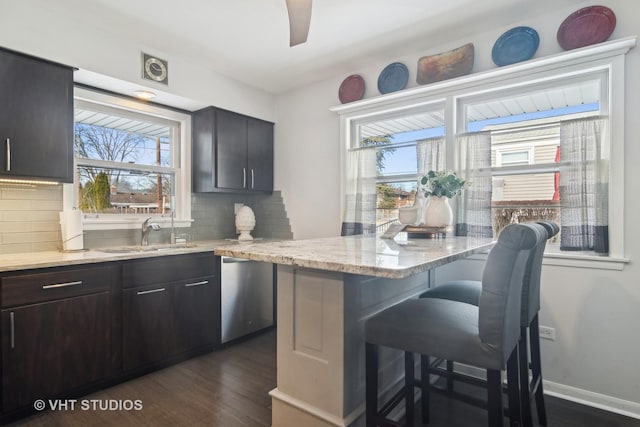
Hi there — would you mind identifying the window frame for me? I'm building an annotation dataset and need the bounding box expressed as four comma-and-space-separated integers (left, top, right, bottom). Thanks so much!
66, 87, 192, 230
332, 36, 635, 268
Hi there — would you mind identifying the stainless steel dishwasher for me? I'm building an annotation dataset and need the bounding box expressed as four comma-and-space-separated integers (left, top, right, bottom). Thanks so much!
220, 256, 274, 343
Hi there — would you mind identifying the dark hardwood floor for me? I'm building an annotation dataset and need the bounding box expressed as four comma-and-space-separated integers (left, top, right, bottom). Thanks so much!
6, 329, 639, 426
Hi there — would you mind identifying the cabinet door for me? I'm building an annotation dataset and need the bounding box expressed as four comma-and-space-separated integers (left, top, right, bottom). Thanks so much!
216, 109, 248, 190
247, 118, 274, 192
2, 293, 113, 411
0, 49, 73, 182
122, 286, 176, 371
192, 107, 216, 193
173, 275, 218, 353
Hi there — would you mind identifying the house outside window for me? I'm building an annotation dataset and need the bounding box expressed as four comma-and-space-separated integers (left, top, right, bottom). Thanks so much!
69, 88, 192, 229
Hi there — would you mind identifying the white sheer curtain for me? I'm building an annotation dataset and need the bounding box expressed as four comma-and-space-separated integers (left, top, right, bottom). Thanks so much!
455, 131, 493, 237
341, 148, 377, 236
417, 137, 445, 175
559, 117, 609, 253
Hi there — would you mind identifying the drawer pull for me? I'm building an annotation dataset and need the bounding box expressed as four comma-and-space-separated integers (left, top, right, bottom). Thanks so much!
185, 280, 209, 288
42, 280, 82, 290
136, 287, 166, 296
6, 138, 10, 172
10, 312, 15, 349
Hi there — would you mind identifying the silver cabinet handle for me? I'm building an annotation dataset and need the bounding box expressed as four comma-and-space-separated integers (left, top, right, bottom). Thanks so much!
243, 167, 247, 188
5, 138, 10, 172
251, 169, 255, 189
136, 287, 166, 295
43, 280, 82, 290
10, 312, 15, 349
185, 280, 208, 287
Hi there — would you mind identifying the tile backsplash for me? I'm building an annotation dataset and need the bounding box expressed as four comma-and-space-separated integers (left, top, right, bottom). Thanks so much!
0, 184, 63, 254
0, 184, 293, 254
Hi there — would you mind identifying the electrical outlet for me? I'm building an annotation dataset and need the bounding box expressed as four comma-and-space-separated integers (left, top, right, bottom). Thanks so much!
539, 325, 556, 341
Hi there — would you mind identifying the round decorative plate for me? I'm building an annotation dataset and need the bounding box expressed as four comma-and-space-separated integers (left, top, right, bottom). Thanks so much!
557, 6, 616, 50
338, 74, 365, 104
491, 26, 539, 66
377, 62, 409, 94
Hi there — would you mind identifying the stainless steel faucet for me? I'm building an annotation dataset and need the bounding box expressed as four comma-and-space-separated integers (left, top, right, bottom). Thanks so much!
141, 217, 160, 246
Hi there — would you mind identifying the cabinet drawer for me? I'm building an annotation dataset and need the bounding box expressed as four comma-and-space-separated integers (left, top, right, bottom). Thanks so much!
122, 252, 216, 289
2, 264, 118, 308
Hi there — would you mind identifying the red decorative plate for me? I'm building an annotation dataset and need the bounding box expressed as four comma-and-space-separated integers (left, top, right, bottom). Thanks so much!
338, 74, 365, 104
557, 6, 616, 50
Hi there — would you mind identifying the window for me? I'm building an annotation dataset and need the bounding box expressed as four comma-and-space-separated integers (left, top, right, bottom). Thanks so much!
461, 78, 602, 244
69, 88, 192, 229
334, 37, 632, 262
497, 149, 531, 167
353, 106, 445, 232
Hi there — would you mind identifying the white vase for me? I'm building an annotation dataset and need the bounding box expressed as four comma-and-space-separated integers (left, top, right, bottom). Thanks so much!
422, 196, 453, 227
235, 205, 256, 241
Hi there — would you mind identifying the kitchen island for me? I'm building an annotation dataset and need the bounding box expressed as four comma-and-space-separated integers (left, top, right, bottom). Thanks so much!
215, 234, 494, 427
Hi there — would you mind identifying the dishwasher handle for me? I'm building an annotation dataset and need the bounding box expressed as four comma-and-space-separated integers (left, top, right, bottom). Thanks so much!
222, 257, 252, 263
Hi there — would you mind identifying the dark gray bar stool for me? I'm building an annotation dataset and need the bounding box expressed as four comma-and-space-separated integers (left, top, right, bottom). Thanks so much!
419, 221, 558, 426
365, 223, 546, 427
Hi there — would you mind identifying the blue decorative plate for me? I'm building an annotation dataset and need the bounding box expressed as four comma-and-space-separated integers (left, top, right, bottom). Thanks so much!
492, 26, 540, 67
377, 62, 409, 94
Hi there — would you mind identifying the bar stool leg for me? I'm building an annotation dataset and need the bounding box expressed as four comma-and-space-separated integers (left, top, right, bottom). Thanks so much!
365, 343, 378, 427
487, 370, 504, 427
519, 327, 533, 427
507, 348, 521, 427
421, 355, 430, 425
529, 316, 548, 425
405, 352, 415, 427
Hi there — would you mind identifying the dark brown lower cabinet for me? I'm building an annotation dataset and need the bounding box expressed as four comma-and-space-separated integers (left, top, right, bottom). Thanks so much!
173, 276, 218, 354
122, 253, 218, 372
122, 276, 218, 371
0, 253, 219, 418
123, 285, 177, 371
1, 264, 119, 413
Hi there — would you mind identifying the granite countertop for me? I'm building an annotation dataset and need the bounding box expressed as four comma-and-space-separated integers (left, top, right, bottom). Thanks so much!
0, 235, 494, 279
216, 234, 495, 279
0, 240, 233, 273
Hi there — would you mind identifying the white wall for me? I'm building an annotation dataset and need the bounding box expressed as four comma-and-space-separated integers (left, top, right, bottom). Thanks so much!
274, 0, 640, 416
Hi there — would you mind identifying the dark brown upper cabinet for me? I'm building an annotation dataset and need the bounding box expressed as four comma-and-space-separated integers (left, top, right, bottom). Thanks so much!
0, 48, 74, 183
193, 107, 273, 193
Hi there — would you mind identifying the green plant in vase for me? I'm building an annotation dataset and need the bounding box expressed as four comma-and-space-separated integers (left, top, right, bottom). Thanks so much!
419, 170, 467, 227
420, 170, 466, 198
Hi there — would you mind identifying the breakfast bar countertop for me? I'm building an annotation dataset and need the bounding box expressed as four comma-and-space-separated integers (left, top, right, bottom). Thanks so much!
215, 234, 494, 279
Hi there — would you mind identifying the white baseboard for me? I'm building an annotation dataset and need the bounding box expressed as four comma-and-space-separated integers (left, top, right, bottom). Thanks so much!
544, 380, 640, 420
447, 363, 640, 420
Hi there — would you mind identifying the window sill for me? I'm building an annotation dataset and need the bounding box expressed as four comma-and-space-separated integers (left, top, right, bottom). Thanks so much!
82, 216, 193, 231
467, 248, 628, 271
541, 250, 628, 271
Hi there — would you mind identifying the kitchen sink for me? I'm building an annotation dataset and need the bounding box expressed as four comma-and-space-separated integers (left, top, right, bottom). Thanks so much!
97, 243, 198, 254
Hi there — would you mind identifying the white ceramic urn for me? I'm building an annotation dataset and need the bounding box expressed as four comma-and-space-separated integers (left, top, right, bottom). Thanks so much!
235, 205, 256, 241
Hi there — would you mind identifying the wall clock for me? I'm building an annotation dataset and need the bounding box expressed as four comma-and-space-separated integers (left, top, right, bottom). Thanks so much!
141, 53, 168, 85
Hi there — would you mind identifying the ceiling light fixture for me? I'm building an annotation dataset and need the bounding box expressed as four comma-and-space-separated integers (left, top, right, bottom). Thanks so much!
133, 90, 156, 100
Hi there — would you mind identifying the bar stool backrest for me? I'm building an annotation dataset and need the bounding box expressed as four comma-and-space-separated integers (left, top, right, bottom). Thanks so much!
478, 223, 547, 365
